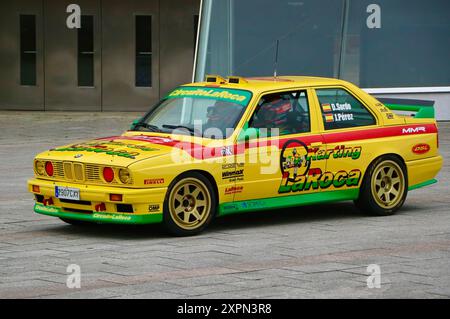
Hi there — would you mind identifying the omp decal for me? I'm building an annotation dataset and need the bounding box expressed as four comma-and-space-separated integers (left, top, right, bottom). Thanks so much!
167, 87, 252, 106
412, 143, 430, 155
144, 178, 164, 185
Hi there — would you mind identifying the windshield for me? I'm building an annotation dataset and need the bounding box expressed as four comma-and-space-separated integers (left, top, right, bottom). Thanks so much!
134, 87, 252, 139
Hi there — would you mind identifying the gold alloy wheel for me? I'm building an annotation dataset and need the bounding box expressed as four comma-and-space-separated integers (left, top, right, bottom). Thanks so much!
169, 178, 211, 230
371, 160, 405, 209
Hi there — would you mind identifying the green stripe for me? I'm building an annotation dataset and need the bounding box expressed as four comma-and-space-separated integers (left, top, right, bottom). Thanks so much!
34, 203, 163, 225
384, 103, 435, 119
218, 189, 359, 216
408, 179, 437, 191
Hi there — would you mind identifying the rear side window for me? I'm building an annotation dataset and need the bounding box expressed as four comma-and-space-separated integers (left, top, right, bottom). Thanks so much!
316, 88, 376, 130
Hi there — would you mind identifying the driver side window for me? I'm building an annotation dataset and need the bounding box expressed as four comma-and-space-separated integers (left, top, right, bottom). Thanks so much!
248, 90, 310, 136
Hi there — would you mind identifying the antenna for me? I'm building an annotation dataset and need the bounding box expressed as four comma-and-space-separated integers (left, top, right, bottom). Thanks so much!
273, 39, 279, 78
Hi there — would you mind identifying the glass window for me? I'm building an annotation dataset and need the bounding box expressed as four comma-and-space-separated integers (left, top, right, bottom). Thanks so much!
135, 87, 251, 139
341, 0, 450, 87
249, 90, 310, 136
78, 15, 94, 87
20, 14, 36, 86
135, 15, 152, 87
316, 88, 375, 130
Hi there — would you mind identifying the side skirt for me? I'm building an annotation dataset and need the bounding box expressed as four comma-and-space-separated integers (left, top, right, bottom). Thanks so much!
218, 189, 360, 216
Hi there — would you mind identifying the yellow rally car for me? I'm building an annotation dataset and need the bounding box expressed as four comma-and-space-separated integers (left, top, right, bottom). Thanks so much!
28, 76, 443, 236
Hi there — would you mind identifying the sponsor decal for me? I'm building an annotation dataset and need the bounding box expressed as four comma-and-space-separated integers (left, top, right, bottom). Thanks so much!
93, 213, 132, 221
224, 186, 243, 195
307, 145, 362, 161
402, 126, 426, 134
222, 169, 244, 180
148, 204, 160, 212
279, 168, 362, 193
53, 141, 158, 159
278, 140, 362, 193
221, 146, 233, 156
167, 87, 252, 106
412, 143, 430, 155
144, 178, 164, 185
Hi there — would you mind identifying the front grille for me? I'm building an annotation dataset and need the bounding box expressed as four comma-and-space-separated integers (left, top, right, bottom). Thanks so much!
39, 161, 129, 185
74, 163, 84, 181
86, 164, 100, 182
53, 161, 65, 179
63, 162, 72, 179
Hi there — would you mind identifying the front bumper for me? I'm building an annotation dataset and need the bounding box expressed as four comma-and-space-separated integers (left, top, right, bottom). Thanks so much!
28, 178, 166, 224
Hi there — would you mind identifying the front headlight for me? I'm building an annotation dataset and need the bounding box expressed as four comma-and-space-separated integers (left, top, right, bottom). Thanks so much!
34, 160, 45, 176
118, 168, 132, 184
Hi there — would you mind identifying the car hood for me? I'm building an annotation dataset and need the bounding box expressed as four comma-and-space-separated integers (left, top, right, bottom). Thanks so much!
36, 134, 180, 167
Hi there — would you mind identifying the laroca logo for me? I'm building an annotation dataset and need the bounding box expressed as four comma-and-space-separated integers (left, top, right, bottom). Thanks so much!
402, 126, 426, 134
412, 143, 430, 155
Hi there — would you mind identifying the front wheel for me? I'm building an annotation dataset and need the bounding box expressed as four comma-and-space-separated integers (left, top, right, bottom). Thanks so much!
355, 156, 408, 216
163, 172, 216, 236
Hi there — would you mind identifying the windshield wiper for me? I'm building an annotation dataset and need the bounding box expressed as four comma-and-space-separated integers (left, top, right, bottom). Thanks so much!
162, 124, 198, 136
133, 122, 161, 132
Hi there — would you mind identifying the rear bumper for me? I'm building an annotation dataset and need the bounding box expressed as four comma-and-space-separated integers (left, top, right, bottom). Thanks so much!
28, 178, 166, 224
406, 155, 443, 190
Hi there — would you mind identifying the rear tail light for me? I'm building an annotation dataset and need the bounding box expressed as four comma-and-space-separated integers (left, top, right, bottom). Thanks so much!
45, 161, 54, 176
103, 167, 114, 182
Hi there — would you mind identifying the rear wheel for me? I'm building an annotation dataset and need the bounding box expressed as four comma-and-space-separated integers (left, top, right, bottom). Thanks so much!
163, 172, 216, 236
355, 156, 407, 216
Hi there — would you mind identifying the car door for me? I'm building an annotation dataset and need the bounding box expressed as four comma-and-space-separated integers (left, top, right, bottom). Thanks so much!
314, 87, 379, 193
232, 88, 326, 202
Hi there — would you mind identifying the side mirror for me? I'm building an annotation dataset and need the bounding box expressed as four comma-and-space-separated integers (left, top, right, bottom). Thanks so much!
130, 118, 142, 130
237, 123, 259, 142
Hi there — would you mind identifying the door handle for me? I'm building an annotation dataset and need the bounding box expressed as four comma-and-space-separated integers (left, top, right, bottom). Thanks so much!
310, 142, 323, 147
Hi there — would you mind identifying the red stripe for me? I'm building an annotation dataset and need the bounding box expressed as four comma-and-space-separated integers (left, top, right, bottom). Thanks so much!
96, 123, 437, 160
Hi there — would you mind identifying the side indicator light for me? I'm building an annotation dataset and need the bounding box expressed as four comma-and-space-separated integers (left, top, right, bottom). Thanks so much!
32, 185, 40, 193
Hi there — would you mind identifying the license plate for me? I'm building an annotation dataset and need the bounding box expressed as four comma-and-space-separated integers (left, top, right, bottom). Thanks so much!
55, 186, 80, 201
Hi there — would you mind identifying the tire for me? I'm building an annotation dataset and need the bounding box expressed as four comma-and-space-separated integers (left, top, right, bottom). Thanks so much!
355, 155, 408, 216
59, 218, 92, 226
163, 172, 217, 236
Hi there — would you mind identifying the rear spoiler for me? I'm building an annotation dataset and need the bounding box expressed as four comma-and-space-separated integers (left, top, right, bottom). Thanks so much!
376, 97, 435, 119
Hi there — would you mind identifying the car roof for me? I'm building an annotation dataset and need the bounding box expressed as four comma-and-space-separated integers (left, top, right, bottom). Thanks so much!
184, 76, 351, 94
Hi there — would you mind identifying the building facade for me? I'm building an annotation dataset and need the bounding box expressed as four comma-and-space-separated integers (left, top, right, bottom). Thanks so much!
0, 0, 199, 111
194, 0, 450, 120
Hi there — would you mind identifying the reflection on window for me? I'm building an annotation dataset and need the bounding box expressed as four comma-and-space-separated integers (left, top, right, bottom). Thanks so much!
135, 15, 152, 87
249, 90, 310, 135
78, 15, 94, 87
20, 14, 36, 86
316, 88, 376, 130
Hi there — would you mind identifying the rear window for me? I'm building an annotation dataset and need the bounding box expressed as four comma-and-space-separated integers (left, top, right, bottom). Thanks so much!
316, 88, 376, 130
